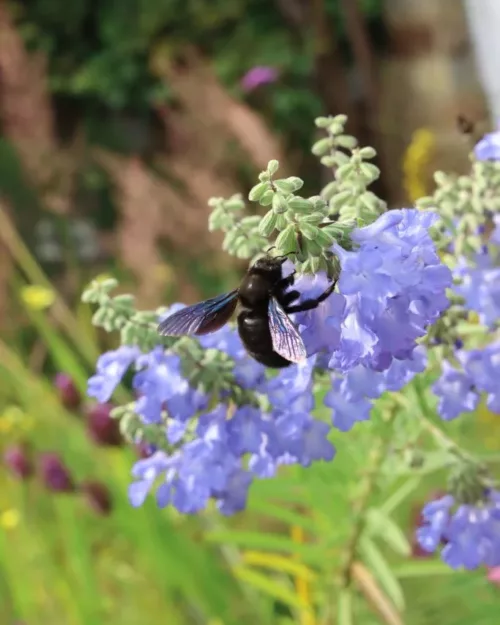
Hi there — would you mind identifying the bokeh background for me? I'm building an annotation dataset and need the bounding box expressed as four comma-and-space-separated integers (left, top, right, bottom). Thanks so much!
1, 1, 500, 624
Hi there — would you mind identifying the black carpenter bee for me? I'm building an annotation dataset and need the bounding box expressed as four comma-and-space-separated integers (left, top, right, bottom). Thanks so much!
157, 255, 336, 368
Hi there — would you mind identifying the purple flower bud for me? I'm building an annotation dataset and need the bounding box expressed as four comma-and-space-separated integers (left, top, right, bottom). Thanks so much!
80, 480, 112, 516
39, 453, 75, 493
86, 403, 122, 447
54, 373, 81, 410
3, 445, 33, 479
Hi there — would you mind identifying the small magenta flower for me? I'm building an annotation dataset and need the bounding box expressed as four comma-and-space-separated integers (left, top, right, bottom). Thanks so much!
80, 480, 112, 516
54, 373, 81, 410
3, 444, 33, 480
86, 403, 122, 447
241, 66, 279, 92
487, 566, 500, 586
39, 453, 75, 493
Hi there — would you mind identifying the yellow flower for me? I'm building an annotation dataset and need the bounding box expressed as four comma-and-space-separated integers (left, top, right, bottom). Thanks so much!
402, 128, 436, 203
0, 405, 26, 433
20, 285, 55, 311
0, 509, 20, 530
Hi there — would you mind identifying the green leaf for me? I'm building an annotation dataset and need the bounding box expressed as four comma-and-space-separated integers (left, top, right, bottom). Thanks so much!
299, 223, 320, 240
337, 589, 354, 625
392, 560, 459, 578
275, 224, 298, 254
259, 189, 274, 206
359, 146, 377, 160
249, 182, 270, 202
312, 137, 333, 156
335, 135, 358, 150
206, 530, 325, 565
335, 163, 355, 180
298, 212, 325, 225
380, 477, 422, 515
267, 159, 279, 175
365, 508, 411, 557
233, 566, 311, 611
359, 537, 405, 611
287, 196, 313, 213
272, 192, 288, 214
248, 499, 319, 534
258, 211, 278, 237
240, 552, 316, 581
274, 177, 304, 193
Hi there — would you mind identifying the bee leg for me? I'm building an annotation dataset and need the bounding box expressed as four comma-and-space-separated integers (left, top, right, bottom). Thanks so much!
280, 289, 300, 307
273, 271, 296, 292
283, 280, 337, 313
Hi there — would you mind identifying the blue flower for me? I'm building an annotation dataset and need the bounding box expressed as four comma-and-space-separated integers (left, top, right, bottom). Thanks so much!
453, 259, 500, 329
474, 126, 500, 161
416, 491, 500, 569
133, 348, 188, 424
431, 359, 480, 421
326, 347, 427, 431
128, 450, 173, 507
87, 346, 140, 402
460, 342, 500, 414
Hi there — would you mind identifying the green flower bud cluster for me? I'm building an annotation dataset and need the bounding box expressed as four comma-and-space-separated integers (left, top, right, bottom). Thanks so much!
82, 277, 170, 351
314, 115, 386, 224
417, 158, 500, 258
447, 456, 494, 506
207, 114, 386, 276
208, 194, 268, 259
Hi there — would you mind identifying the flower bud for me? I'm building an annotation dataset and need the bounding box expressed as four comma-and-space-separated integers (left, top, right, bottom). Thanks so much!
80, 480, 112, 516
39, 453, 75, 493
3, 445, 33, 480
86, 403, 122, 447
54, 373, 81, 410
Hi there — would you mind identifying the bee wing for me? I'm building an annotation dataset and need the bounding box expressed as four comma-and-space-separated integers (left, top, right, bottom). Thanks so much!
158, 290, 238, 336
268, 297, 307, 363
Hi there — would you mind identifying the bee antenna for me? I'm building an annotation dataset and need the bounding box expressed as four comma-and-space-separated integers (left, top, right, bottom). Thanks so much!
273, 251, 295, 262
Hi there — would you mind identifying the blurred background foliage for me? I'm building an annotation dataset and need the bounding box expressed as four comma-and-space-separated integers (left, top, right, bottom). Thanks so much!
0, 0, 499, 623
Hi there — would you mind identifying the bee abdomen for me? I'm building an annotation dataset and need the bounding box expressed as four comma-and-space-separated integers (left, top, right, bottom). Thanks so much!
237, 311, 291, 368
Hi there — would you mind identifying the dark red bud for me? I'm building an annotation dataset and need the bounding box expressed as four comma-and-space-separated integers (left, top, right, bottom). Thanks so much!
54, 373, 81, 410
3, 445, 33, 480
39, 453, 75, 493
80, 480, 112, 516
86, 403, 122, 447
135, 442, 157, 458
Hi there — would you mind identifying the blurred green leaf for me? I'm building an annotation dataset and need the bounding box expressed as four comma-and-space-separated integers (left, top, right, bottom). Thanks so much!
359, 537, 405, 611
365, 508, 411, 557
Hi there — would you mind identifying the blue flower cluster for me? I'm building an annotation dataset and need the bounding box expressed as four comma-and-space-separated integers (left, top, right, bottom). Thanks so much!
87, 208, 452, 514
89, 344, 333, 513
432, 215, 500, 421
432, 341, 500, 420
325, 347, 427, 431
416, 491, 500, 569
294, 209, 451, 372
452, 222, 500, 330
